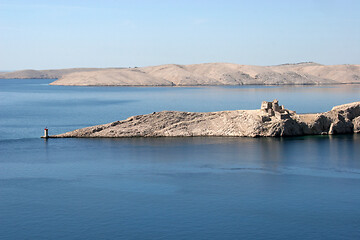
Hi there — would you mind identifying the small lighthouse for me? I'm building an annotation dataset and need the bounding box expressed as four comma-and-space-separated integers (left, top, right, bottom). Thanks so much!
43, 127, 49, 138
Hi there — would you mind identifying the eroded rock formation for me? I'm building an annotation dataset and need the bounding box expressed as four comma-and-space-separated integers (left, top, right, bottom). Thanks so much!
50, 101, 360, 138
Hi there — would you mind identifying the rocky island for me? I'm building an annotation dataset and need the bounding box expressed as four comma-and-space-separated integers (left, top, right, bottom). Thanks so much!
2, 62, 360, 86
50, 100, 360, 138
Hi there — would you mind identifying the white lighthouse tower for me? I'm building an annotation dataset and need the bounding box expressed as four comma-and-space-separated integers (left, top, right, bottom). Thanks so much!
43, 127, 49, 138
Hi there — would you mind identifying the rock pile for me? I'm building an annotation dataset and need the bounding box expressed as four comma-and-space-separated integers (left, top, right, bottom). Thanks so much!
260, 99, 295, 120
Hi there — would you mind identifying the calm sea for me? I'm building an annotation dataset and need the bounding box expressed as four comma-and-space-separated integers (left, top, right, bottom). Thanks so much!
1, 79, 360, 239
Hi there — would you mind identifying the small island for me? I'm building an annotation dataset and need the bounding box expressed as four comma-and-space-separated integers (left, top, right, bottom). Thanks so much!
49, 100, 360, 138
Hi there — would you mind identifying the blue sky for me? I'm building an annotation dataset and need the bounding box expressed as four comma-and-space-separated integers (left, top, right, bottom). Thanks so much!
1, 0, 359, 70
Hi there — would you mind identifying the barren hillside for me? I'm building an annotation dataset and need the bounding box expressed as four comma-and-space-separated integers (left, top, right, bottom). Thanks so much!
0, 68, 122, 79
50, 62, 360, 86
2, 63, 359, 86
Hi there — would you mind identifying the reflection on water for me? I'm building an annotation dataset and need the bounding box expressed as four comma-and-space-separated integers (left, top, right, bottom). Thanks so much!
2, 135, 360, 178
1, 136, 360, 239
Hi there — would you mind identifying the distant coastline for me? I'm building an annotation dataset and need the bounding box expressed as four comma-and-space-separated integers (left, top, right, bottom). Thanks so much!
1, 62, 360, 86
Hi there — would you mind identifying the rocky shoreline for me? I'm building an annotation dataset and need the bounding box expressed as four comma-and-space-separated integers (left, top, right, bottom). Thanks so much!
49, 100, 360, 138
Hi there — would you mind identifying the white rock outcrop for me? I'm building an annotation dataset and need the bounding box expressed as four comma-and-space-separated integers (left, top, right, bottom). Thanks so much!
51, 101, 360, 138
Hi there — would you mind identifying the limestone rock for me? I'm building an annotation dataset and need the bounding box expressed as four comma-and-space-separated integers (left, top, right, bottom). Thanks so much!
353, 116, 360, 133
50, 101, 360, 138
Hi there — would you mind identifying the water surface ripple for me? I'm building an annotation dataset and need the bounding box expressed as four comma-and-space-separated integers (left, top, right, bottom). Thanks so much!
1, 79, 360, 239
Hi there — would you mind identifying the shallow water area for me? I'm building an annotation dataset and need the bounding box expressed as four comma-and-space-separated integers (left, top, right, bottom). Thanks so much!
1, 79, 360, 239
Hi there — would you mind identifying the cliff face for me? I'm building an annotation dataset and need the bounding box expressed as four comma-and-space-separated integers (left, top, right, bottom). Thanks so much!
51, 101, 360, 138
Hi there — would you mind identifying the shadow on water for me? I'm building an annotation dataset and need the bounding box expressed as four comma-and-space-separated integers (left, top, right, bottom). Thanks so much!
3, 134, 359, 177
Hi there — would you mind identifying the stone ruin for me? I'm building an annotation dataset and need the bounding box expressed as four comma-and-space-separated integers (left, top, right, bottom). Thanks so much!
261, 99, 295, 120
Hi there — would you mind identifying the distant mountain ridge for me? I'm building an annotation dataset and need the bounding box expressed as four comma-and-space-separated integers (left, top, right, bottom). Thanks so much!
0, 68, 123, 79
1, 63, 360, 86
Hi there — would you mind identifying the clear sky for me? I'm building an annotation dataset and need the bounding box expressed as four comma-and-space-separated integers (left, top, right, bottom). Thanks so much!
1, 0, 360, 70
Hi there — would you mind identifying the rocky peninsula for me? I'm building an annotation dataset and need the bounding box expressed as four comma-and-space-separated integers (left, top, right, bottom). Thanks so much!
50, 100, 360, 138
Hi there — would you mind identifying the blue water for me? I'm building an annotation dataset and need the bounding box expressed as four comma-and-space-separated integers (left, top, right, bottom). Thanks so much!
1, 79, 360, 239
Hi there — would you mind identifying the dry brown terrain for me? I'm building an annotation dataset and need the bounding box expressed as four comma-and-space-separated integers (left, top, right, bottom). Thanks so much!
0, 68, 122, 79
49, 62, 360, 86
2, 62, 360, 86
